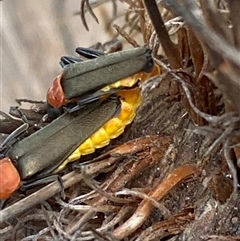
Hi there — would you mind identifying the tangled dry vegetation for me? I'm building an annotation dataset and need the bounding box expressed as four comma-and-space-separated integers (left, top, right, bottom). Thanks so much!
1, 0, 240, 240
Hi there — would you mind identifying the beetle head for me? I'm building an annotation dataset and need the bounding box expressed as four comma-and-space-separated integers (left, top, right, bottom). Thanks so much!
47, 73, 66, 108
0, 157, 21, 199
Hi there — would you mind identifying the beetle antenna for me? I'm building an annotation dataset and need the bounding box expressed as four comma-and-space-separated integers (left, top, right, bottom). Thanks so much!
0, 108, 29, 149
0, 123, 29, 149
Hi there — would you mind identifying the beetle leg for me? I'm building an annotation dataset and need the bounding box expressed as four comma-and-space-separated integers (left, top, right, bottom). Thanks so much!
66, 88, 124, 113
61, 46, 105, 68
61, 40, 122, 68
21, 175, 65, 199
0, 123, 29, 150
60, 56, 84, 68
75, 47, 104, 59
62, 46, 106, 68
0, 108, 30, 150
60, 46, 105, 68
0, 111, 24, 135
64, 77, 139, 113
9, 106, 47, 133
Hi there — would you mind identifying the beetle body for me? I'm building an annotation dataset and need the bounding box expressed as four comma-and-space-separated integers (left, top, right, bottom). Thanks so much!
47, 47, 154, 110
0, 97, 120, 199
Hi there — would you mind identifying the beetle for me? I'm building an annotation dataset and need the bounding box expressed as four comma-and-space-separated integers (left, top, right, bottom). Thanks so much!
0, 97, 120, 199
46, 46, 156, 118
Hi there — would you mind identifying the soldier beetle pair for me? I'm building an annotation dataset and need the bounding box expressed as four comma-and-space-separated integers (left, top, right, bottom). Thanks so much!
0, 46, 160, 200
